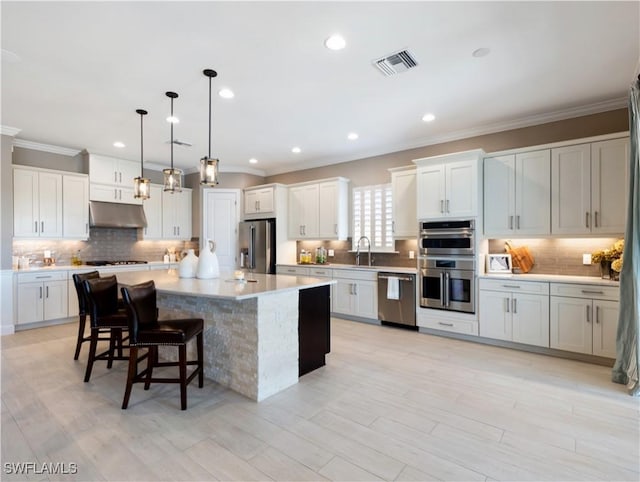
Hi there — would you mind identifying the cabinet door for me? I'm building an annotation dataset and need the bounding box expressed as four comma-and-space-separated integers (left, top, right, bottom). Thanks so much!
592, 300, 619, 358
89, 155, 117, 185
445, 161, 476, 218
483, 155, 515, 236
38, 172, 63, 238
551, 144, 591, 234
162, 191, 177, 238
118, 187, 143, 205
117, 159, 141, 186
63, 175, 89, 239
176, 189, 192, 240
511, 293, 549, 347
142, 185, 163, 239
515, 150, 550, 235
416, 165, 445, 219
318, 182, 339, 239
90, 184, 119, 203
332, 279, 354, 316
479, 290, 512, 341
257, 188, 274, 213
44, 280, 68, 320
288, 186, 305, 238
301, 184, 319, 238
391, 170, 417, 238
244, 190, 258, 215
17, 282, 44, 324
550, 296, 592, 354
13, 168, 39, 237
591, 138, 629, 235
354, 280, 377, 319
68, 279, 79, 318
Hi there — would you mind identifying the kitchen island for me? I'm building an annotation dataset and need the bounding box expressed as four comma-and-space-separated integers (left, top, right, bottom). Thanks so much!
115, 270, 334, 401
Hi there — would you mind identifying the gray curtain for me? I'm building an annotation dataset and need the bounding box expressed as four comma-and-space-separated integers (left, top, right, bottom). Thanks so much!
612, 77, 640, 396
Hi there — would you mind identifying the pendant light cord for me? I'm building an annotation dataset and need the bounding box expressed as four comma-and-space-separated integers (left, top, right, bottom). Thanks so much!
170, 97, 174, 170
208, 74, 212, 159
140, 112, 144, 177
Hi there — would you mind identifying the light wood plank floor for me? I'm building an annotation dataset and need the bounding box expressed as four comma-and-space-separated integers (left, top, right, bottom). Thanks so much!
2, 318, 639, 481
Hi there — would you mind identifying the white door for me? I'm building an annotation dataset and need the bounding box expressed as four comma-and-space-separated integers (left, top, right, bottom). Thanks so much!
43, 280, 68, 320
13, 168, 39, 237
515, 149, 550, 235
591, 138, 629, 235
332, 279, 354, 316
117, 159, 141, 186
551, 144, 591, 234
391, 170, 417, 238
142, 185, 163, 239
176, 189, 192, 240
17, 283, 44, 324
244, 190, 258, 215
202, 189, 240, 270
38, 172, 63, 238
63, 175, 89, 239
318, 181, 339, 239
288, 186, 305, 239
511, 293, 549, 347
550, 296, 592, 354
479, 290, 512, 340
354, 280, 377, 319
162, 191, 177, 238
445, 161, 476, 218
256, 188, 274, 213
592, 300, 619, 358
417, 165, 445, 219
301, 184, 319, 238
483, 155, 515, 236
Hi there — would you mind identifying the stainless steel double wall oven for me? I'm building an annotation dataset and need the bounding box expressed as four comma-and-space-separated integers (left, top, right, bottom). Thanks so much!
419, 220, 476, 314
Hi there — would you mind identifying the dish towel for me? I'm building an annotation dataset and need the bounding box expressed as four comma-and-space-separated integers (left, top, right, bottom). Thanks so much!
387, 277, 400, 300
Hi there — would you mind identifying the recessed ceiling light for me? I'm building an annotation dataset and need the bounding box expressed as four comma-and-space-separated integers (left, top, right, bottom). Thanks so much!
472, 47, 491, 58
347, 132, 359, 140
291, 147, 301, 154
324, 34, 346, 51
219, 88, 234, 99
249, 158, 258, 164
422, 113, 436, 122
113, 141, 125, 148
166, 115, 179, 124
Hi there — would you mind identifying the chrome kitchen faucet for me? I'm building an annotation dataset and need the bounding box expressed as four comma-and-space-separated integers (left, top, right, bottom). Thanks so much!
355, 236, 373, 266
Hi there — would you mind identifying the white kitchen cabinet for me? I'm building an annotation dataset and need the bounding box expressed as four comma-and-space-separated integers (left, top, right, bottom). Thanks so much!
16, 271, 68, 324
389, 166, 417, 238
288, 178, 349, 240
142, 184, 163, 239
276, 265, 310, 276
62, 174, 89, 239
87, 153, 143, 205
244, 186, 275, 216
549, 283, 619, 358
479, 279, 550, 348
483, 150, 550, 236
331, 269, 377, 320
414, 149, 483, 220
13, 168, 64, 238
162, 188, 192, 240
551, 138, 629, 235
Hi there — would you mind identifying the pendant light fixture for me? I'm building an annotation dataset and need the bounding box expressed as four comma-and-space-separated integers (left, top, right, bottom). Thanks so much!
163, 91, 183, 193
133, 108, 151, 200
199, 69, 219, 186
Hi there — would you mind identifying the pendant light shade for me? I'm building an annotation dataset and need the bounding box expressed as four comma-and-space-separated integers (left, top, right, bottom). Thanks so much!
163, 91, 183, 193
199, 69, 220, 186
133, 108, 151, 200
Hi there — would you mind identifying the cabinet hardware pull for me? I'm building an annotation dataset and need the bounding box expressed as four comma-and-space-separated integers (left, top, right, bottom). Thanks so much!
502, 284, 520, 289
595, 305, 600, 324
41, 221, 44, 232
39, 287, 43, 299
516, 215, 520, 229
177, 226, 180, 236
86, 223, 88, 233
334, 224, 337, 235
354, 284, 358, 295
35, 276, 51, 279
299, 225, 303, 235
512, 298, 517, 314
114, 172, 118, 183
581, 290, 604, 295
119, 172, 122, 183
35, 221, 38, 232
440, 200, 444, 213
594, 211, 598, 228
438, 322, 454, 327
509, 215, 513, 230
257, 200, 260, 211
585, 212, 589, 228
586, 305, 591, 323
46, 286, 49, 298
114, 189, 118, 199
446, 199, 450, 213
505, 298, 510, 313
392, 221, 395, 233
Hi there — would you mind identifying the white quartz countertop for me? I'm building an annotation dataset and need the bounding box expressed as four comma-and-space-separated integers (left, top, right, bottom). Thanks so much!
13, 261, 177, 273
479, 273, 620, 286
115, 270, 335, 301
278, 263, 418, 274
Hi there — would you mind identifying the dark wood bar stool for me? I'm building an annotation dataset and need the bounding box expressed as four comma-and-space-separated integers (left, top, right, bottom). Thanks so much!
82, 276, 130, 382
120, 280, 204, 410
71, 271, 100, 360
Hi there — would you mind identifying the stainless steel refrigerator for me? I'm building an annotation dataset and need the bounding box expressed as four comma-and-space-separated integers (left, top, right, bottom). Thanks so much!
238, 218, 276, 274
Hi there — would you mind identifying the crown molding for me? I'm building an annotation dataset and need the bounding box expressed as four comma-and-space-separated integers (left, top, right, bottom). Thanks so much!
145, 162, 266, 177
0, 125, 21, 137
13, 139, 81, 156
264, 97, 627, 176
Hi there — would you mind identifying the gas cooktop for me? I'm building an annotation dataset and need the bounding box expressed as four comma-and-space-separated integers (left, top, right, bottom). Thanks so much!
85, 260, 148, 266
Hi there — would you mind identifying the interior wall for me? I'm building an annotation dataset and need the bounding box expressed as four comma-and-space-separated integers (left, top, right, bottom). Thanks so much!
265, 108, 629, 186
12, 147, 85, 173
1, 135, 14, 269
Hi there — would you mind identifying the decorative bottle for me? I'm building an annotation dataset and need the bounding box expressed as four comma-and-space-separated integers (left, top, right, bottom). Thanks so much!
178, 249, 198, 278
196, 239, 220, 279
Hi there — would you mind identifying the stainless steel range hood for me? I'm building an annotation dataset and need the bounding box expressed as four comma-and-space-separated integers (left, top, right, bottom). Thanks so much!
89, 201, 147, 228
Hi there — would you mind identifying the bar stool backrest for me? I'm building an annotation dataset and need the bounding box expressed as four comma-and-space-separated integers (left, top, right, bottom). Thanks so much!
83, 276, 121, 327
120, 280, 159, 344
72, 271, 100, 316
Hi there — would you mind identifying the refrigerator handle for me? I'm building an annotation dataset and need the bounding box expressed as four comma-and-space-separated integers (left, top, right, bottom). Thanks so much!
249, 224, 256, 269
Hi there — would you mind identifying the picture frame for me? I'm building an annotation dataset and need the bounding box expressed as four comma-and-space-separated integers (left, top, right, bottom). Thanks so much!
486, 253, 513, 274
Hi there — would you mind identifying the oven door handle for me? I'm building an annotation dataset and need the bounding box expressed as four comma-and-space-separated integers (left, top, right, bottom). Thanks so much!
439, 272, 445, 306
444, 272, 450, 307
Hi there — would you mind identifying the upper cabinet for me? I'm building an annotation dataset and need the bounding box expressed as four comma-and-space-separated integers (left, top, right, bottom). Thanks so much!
87, 153, 142, 205
162, 188, 192, 240
483, 150, 551, 237
243, 183, 287, 219
13, 168, 63, 238
62, 174, 90, 239
142, 184, 164, 239
413, 149, 484, 220
551, 137, 629, 235
389, 166, 417, 239
288, 178, 349, 240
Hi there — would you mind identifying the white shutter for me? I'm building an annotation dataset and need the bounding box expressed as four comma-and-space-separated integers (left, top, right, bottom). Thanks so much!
352, 184, 395, 252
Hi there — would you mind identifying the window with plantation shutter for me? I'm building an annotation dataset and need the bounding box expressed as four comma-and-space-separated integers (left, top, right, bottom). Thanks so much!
352, 184, 394, 252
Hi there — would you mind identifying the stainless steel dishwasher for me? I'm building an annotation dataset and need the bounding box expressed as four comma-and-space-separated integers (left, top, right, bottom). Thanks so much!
377, 272, 416, 327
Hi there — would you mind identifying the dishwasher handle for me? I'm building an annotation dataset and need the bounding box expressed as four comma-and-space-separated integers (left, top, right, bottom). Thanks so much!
378, 274, 414, 282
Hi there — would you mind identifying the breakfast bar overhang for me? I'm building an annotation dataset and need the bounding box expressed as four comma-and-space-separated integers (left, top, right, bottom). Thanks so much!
115, 271, 334, 401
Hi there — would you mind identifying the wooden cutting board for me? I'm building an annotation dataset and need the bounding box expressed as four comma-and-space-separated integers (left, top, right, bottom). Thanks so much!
505, 241, 534, 273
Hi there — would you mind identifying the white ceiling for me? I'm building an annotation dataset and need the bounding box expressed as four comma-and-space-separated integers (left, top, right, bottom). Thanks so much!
2, 1, 638, 176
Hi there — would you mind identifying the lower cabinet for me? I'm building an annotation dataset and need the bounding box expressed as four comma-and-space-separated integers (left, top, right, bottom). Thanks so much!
332, 269, 377, 320
298, 285, 331, 376
479, 279, 550, 348
16, 271, 68, 324
549, 283, 619, 358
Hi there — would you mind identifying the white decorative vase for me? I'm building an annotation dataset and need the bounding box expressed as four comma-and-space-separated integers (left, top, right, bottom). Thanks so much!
196, 239, 220, 279
178, 249, 198, 278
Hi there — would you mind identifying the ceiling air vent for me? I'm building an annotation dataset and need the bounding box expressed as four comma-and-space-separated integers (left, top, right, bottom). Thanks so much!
373, 49, 418, 76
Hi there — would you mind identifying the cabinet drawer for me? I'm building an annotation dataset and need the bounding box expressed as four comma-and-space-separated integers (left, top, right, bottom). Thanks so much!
418, 317, 478, 335
309, 268, 332, 278
332, 269, 378, 281
17, 271, 67, 283
277, 266, 310, 276
479, 278, 549, 295
549, 283, 619, 301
